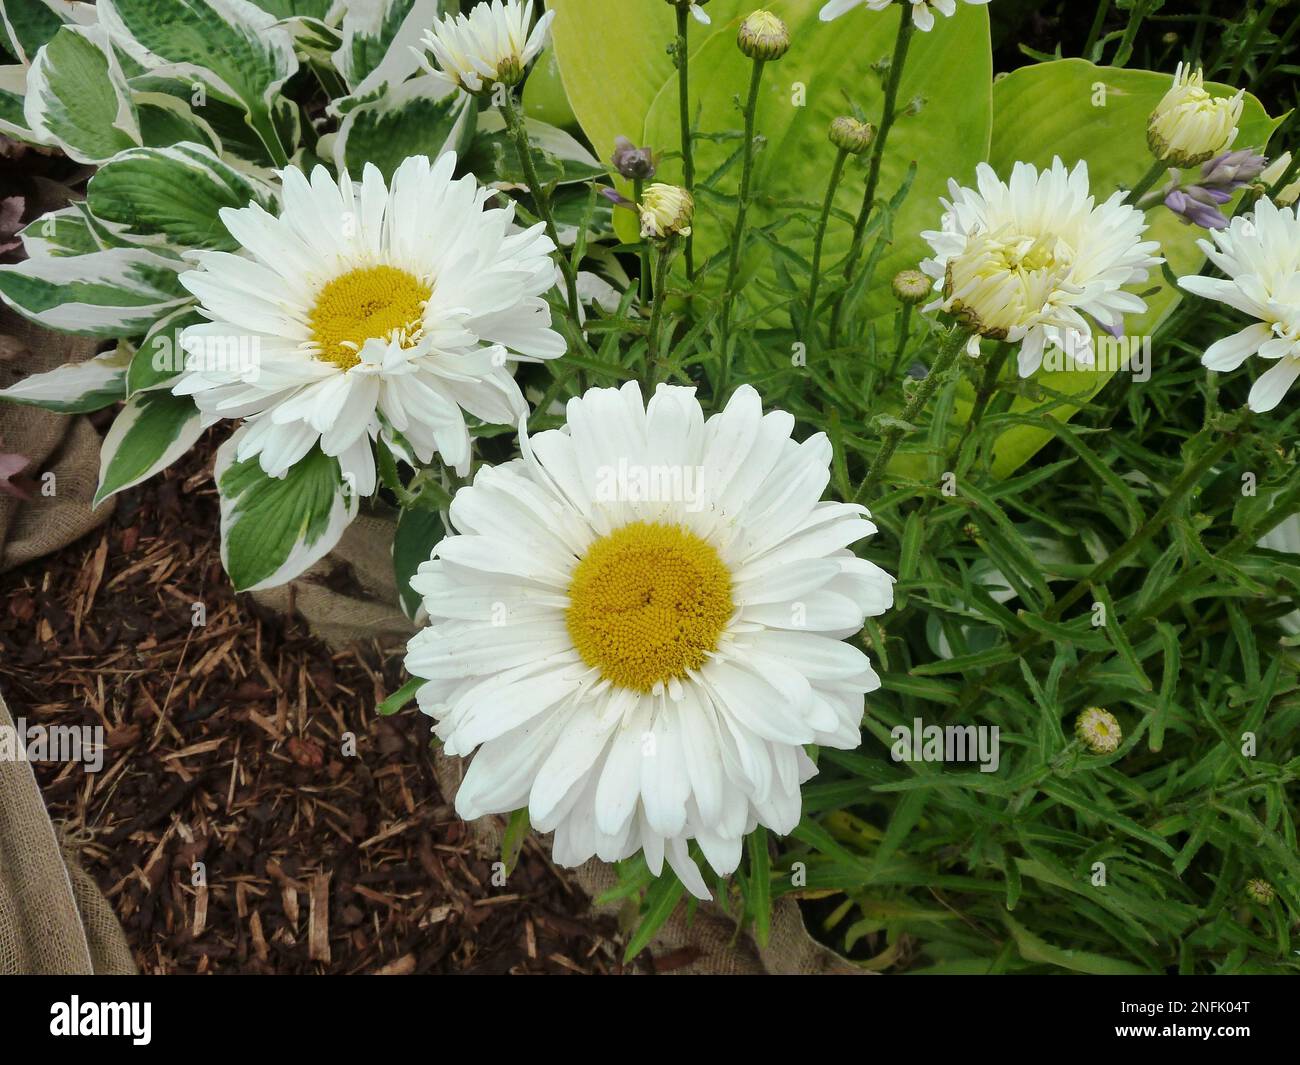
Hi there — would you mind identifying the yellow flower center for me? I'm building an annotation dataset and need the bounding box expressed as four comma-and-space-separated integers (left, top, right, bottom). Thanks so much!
566, 521, 733, 693
308, 265, 430, 371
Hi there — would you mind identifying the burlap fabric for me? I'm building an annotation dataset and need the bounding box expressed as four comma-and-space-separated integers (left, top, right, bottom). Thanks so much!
0, 690, 135, 974
0, 309, 134, 973
255, 517, 863, 975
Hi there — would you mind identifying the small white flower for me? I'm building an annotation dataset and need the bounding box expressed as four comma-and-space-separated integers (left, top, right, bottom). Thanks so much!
174, 154, 564, 487
1075, 707, 1121, 755
1178, 197, 1300, 412
638, 183, 694, 240
404, 382, 894, 898
1148, 63, 1243, 168
418, 0, 554, 94
819, 0, 989, 33
920, 157, 1162, 376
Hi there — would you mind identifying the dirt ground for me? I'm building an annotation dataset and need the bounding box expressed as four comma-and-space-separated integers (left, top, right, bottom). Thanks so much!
0, 434, 628, 974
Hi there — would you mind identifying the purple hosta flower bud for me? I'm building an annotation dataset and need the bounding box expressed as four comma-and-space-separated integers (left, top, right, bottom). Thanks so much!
610, 136, 657, 181
1200, 147, 1267, 189
1165, 185, 1232, 229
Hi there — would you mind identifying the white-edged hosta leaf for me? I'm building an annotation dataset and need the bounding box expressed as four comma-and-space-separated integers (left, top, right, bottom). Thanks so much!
133, 91, 222, 153
216, 427, 359, 592
0, 63, 33, 139
333, 74, 474, 181
18, 206, 102, 258
0, 0, 88, 65
250, 0, 339, 18
127, 304, 203, 395
24, 23, 140, 163
331, 0, 436, 103
94, 388, 203, 504
98, 0, 298, 166
0, 244, 187, 337
87, 141, 274, 250
467, 110, 605, 188
128, 73, 277, 166
0, 343, 129, 412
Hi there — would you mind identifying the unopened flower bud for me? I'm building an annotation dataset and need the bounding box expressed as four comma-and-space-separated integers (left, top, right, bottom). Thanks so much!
828, 116, 875, 155
738, 10, 790, 60
1245, 878, 1275, 905
611, 136, 657, 181
1201, 148, 1267, 188
639, 183, 694, 240
1147, 63, 1243, 168
1075, 706, 1121, 755
891, 269, 931, 305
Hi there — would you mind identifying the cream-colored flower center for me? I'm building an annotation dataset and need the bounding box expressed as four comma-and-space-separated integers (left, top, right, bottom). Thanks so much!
947, 229, 1074, 338
566, 521, 733, 693
308, 265, 430, 371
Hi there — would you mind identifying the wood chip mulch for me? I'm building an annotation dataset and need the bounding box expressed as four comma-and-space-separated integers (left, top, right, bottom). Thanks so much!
0, 436, 626, 974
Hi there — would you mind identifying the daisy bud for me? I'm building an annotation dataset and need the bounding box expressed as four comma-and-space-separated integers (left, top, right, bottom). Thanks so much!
737, 10, 790, 61
1245, 878, 1276, 905
891, 269, 931, 305
828, 116, 875, 155
1147, 63, 1244, 168
1075, 707, 1122, 755
639, 183, 694, 240
1277, 180, 1300, 207
611, 136, 657, 181
1259, 151, 1292, 188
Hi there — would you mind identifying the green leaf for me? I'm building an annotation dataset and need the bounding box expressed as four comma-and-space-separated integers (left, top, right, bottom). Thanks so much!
553, 1, 992, 312
984, 59, 1281, 475
94, 390, 204, 505
746, 827, 772, 948
87, 142, 274, 250
0, 345, 129, 413
393, 504, 444, 620
24, 24, 140, 163
216, 431, 359, 591
1002, 912, 1149, 974
331, 0, 436, 100
99, 0, 299, 166
0, 245, 187, 337
377, 675, 422, 716
501, 808, 530, 877
1, 0, 74, 65
332, 75, 475, 182
127, 305, 205, 395
623, 872, 685, 964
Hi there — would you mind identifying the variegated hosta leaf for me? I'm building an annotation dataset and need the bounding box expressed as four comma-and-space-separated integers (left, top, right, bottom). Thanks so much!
18, 207, 104, 258
128, 73, 277, 166
97, 0, 299, 166
24, 23, 141, 163
467, 111, 605, 189
0, 344, 129, 413
127, 305, 205, 395
87, 141, 275, 250
0, 244, 188, 337
94, 388, 204, 505
332, 74, 474, 182
0, 0, 81, 65
331, 0, 438, 107
0, 63, 32, 139
215, 428, 360, 592
132, 91, 223, 154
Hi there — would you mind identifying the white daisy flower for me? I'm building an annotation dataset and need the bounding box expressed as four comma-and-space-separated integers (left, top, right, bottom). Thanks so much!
174, 153, 564, 486
1178, 197, 1300, 412
819, 0, 990, 33
1147, 63, 1244, 169
919, 157, 1163, 375
418, 0, 554, 94
404, 382, 894, 898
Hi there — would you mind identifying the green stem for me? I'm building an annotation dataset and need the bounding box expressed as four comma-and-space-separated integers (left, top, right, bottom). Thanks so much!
1083, 0, 1113, 59
829, 15, 914, 347
500, 91, 581, 324
803, 146, 849, 346
675, 5, 696, 280
647, 238, 679, 384
854, 326, 968, 504
633, 176, 651, 308
1127, 159, 1168, 205
952, 342, 1010, 472
1112, 0, 1150, 66
717, 58, 767, 401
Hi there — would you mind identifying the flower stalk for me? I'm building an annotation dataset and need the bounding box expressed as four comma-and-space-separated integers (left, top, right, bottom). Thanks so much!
829, 14, 915, 346
674, 4, 697, 279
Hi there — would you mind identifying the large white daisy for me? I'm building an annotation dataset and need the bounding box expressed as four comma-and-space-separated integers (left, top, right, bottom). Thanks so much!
418, 0, 554, 94
404, 382, 894, 897
920, 157, 1163, 375
173, 153, 564, 487
1178, 197, 1300, 412
820, 0, 990, 33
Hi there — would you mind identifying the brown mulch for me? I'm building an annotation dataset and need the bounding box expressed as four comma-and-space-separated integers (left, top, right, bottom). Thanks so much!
0, 432, 625, 974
